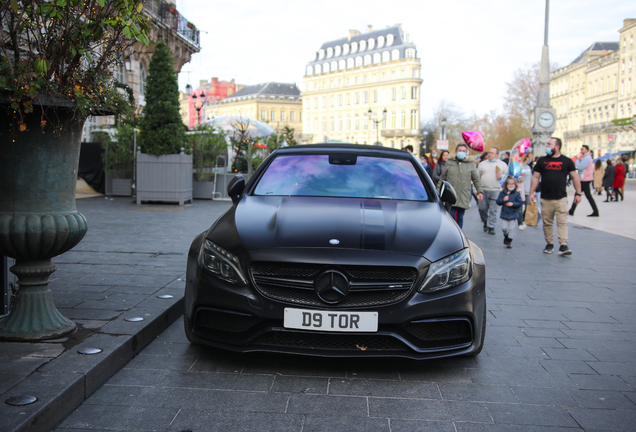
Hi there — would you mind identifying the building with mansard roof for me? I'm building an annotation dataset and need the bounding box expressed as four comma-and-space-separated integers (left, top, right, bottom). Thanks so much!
551, 19, 635, 161
210, 82, 303, 135
301, 24, 423, 152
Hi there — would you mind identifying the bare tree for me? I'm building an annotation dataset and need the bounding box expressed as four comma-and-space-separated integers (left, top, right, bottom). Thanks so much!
431, 100, 472, 147
503, 61, 559, 130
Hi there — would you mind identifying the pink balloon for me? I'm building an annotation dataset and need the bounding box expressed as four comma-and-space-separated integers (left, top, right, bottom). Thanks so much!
514, 138, 532, 156
461, 131, 484, 152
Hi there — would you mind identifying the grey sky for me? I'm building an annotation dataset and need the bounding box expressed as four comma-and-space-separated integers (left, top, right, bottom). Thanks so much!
176, 0, 633, 121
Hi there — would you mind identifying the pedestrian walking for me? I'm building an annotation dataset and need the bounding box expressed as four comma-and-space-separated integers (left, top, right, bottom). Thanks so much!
432, 150, 449, 185
518, 152, 533, 230
420, 155, 433, 178
496, 176, 524, 248
593, 159, 604, 195
569, 145, 599, 217
439, 143, 484, 228
620, 154, 629, 197
529, 137, 582, 256
613, 158, 625, 201
477, 147, 508, 234
502, 151, 510, 165
602, 160, 615, 202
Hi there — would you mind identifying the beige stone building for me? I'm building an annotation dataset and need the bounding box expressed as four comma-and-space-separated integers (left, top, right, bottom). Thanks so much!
210, 82, 303, 135
301, 25, 423, 153
82, 0, 200, 140
551, 19, 636, 160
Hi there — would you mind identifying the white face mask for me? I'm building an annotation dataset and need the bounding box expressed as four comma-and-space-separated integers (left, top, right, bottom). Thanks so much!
507, 185, 516, 191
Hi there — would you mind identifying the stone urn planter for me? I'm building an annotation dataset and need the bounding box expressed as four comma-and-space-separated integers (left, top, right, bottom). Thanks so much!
0, 97, 87, 341
136, 148, 193, 205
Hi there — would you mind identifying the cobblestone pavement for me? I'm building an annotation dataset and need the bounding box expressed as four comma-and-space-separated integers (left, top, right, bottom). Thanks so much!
52, 184, 636, 432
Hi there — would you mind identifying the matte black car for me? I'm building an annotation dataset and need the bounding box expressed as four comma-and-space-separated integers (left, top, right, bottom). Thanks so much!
184, 144, 486, 359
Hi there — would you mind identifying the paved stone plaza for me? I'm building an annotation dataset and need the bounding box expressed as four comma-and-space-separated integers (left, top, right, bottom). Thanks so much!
2, 183, 636, 432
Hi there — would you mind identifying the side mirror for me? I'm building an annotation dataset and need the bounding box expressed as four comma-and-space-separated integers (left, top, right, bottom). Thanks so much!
227, 174, 245, 204
439, 181, 457, 206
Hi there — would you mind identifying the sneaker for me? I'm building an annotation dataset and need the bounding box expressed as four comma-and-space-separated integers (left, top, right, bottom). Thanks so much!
488, 228, 496, 235
558, 245, 572, 256
543, 244, 554, 254
506, 241, 512, 249
518, 224, 527, 230
483, 222, 488, 232
587, 213, 599, 217
503, 234, 509, 244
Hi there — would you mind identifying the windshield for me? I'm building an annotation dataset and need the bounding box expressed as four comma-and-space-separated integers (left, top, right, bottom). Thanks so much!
253, 154, 429, 201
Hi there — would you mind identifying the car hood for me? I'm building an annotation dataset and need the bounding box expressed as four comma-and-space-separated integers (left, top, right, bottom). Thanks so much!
227, 196, 465, 262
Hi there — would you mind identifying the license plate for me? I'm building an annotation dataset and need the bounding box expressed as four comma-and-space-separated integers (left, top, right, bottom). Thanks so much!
284, 308, 378, 332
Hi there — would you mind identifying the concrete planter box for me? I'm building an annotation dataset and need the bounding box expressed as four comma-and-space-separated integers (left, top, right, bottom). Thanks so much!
111, 178, 132, 197
193, 181, 214, 199
136, 151, 193, 205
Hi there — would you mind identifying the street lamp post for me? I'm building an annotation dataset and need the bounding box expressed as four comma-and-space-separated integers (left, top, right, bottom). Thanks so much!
368, 108, 387, 146
441, 117, 447, 141
423, 130, 429, 153
192, 92, 207, 126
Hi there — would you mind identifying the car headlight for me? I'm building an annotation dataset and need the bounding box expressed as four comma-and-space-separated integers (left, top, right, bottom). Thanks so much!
197, 240, 247, 285
418, 249, 472, 293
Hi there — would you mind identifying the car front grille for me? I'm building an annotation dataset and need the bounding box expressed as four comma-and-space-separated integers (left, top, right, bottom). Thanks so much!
401, 319, 472, 344
195, 308, 261, 333
250, 262, 418, 308
252, 332, 407, 352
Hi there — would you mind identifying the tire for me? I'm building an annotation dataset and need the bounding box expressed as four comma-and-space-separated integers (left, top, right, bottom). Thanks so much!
465, 298, 487, 357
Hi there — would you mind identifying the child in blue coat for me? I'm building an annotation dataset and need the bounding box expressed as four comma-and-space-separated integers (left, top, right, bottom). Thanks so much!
496, 176, 524, 248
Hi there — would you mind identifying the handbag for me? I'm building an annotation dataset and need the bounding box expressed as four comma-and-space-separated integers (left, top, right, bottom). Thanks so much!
525, 201, 538, 227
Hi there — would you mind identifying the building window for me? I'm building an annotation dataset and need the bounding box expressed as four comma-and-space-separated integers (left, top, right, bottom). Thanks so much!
382, 51, 390, 62
401, 69, 406, 78
355, 56, 363, 67
391, 49, 400, 60
354, 114, 359, 131
346, 94, 351, 105
330, 96, 335, 107
346, 78, 351, 86
401, 87, 406, 100
346, 114, 351, 131
410, 110, 418, 129
322, 117, 326, 132
382, 73, 386, 81
321, 96, 326, 108
400, 110, 405, 128
338, 115, 343, 131
306, 66, 314, 75
290, 111, 295, 122
313, 98, 318, 109
363, 91, 368, 104
363, 115, 368, 131
411, 86, 418, 99
405, 49, 415, 58
338, 94, 343, 106
373, 53, 381, 63
261, 110, 267, 121
271, 110, 276, 121
330, 116, 335, 131
389, 110, 396, 129
355, 93, 360, 105
390, 88, 396, 101
340, 59, 346, 69
338, 79, 343, 87
281, 111, 286, 122
391, 71, 396, 80
372, 90, 377, 103
412, 69, 419, 78
114, 55, 125, 83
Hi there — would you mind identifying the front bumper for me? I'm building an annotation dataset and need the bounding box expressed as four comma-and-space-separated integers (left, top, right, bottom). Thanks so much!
184, 246, 486, 360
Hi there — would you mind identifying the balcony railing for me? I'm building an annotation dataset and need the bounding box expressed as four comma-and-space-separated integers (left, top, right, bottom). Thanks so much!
579, 122, 613, 134
143, 1, 200, 49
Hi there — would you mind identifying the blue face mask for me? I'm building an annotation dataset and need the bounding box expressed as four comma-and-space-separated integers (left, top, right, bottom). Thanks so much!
488, 158, 496, 162
545, 147, 553, 156
456, 152, 466, 160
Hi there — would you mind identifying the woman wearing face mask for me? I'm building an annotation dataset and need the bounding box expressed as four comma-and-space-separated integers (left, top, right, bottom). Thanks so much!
439, 144, 484, 228
432, 150, 449, 185
496, 176, 524, 248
